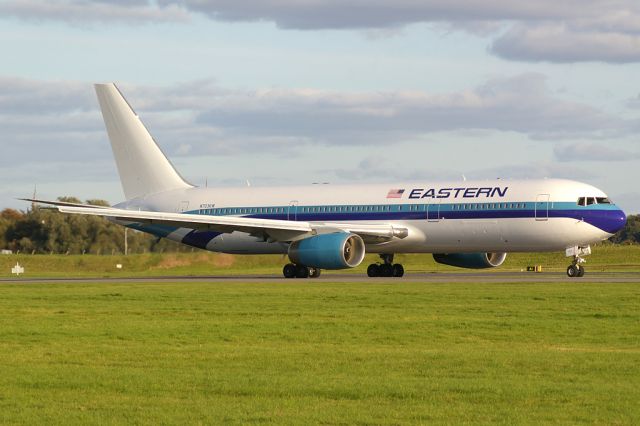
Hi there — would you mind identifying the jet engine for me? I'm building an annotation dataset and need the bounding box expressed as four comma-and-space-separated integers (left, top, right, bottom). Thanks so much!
433, 252, 507, 269
288, 233, 366, 269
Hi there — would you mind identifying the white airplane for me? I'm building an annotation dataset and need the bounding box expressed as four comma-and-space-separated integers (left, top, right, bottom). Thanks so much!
27, 84, 627, 278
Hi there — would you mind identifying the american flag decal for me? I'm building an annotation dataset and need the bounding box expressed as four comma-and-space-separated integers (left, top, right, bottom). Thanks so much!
387, 189, 405, 199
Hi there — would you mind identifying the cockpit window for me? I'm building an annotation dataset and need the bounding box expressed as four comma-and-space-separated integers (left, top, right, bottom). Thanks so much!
578, 196, 612, 206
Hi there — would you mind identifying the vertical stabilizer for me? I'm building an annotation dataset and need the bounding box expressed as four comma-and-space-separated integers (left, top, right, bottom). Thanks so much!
95, 83, 192, 200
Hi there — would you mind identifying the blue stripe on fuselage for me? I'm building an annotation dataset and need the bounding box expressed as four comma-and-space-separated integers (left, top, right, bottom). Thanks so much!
185, 201, 625, 234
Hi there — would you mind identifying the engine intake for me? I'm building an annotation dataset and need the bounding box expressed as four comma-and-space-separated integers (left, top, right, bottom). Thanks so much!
288, 233, 366, 270
433, 252, 507, 269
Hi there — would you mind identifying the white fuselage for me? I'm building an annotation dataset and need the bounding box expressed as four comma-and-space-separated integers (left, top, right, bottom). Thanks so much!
117, 178, 626, 255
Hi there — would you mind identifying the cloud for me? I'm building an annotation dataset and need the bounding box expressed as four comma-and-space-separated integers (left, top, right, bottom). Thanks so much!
491, 23, 640, 63
0, 77, 95, 114
188, 73, 632, 146
473, 163, 598, 181
1, 74, 635, 167
164, 0, 602, 30
553, 143, 640, 162
627, 94, 640, 109
3, 1, 640, 62
322, 158, 601, 188
169, 1, 640, 63
611, 191, 640, 214
0, 78, 111, 168
1, 75, 638, 210
323, 157, 462, 182
0, 0, 604, 29
0, 0, 188, 24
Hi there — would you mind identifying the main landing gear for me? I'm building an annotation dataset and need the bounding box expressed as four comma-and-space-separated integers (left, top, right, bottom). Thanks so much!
566, 245, 590, 278
283, 263, 321, 279
567, 263, 585, 278
367, 254, 404, 278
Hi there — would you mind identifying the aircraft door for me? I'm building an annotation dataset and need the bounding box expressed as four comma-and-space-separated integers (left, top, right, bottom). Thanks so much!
427, 201, 440, 222
535, 194, 549, 221
288, 201, 298, 221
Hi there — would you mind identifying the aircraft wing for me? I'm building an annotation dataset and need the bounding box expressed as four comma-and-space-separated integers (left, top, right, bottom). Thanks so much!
28, 201, 407, 244
19, 198, 113, 209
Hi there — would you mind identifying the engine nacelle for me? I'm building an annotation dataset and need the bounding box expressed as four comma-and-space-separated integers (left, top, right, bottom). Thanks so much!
288, 233, 366, 270
433, 252, 507, 269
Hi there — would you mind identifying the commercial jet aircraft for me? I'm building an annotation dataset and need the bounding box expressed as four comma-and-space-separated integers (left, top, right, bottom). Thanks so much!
26, 84, 627, 278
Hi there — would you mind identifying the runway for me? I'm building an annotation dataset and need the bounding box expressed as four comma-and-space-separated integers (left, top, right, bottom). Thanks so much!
2, 271, 639, 284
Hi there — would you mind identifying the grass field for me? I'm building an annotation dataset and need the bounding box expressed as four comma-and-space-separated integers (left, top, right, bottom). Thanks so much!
0, 280, 639, 424
1, 244, 639, 278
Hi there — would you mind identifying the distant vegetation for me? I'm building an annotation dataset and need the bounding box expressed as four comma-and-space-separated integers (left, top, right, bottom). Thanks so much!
0, 197, 191, 254
609, 213, 640, 244
0, 197, 638, 254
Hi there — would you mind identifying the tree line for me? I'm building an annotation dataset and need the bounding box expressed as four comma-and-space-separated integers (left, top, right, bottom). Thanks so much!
0, 198, 192, 254
0, 197, 638, 254
608, 214, 640, 244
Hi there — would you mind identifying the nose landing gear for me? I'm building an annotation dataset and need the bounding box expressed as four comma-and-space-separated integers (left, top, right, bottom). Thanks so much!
567, 263, 585, 278
366, 254, 405, 278
566, 246, 590, 278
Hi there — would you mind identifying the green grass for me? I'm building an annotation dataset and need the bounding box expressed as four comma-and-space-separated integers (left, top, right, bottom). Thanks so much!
0, 280, 639, 424
1, 244, 639, 278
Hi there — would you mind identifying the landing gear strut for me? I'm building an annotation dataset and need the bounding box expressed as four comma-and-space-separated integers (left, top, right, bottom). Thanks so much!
566, 246, 590, 278
367, 254, 404, 278
283, 263, 321, 279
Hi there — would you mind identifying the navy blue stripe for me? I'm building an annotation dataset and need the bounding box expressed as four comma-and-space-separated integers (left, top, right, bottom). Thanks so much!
182, 230, 222, 249
238, 208, 625, 233
128, 207, 624, 238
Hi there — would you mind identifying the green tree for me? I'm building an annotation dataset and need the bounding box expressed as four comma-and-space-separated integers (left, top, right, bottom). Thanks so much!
0, 209, 23, 249
611, 214, 639, 244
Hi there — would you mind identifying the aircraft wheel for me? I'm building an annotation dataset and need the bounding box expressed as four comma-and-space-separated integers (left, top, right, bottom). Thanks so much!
380, 263, 393, 277
392, 264, 404, 278
283, 263, 297, 278
309, 267, 321, 278
367, 264, 380, 277
577, 265, 585, 277
567, 265, 579, 278
295, 264, 310, 279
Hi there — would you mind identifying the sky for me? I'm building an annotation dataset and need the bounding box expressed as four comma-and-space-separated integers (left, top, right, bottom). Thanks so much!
1, 0, 639, 213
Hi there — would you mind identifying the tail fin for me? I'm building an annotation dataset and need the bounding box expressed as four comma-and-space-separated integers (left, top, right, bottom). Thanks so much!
95, 83, 192, 200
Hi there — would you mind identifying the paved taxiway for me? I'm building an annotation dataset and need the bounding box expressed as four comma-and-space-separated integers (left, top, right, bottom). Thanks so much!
2, 271, 639, 284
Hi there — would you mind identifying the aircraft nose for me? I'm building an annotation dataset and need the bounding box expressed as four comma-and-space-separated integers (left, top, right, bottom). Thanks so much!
610, 208, 627, 234
590, 206, 627, 234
